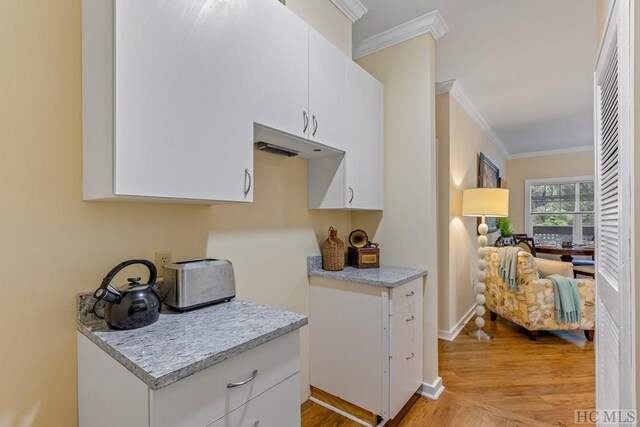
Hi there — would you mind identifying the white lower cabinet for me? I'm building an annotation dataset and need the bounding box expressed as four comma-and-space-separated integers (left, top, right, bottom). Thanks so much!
78, 331, 301, 427
309, 278, 424, 421
389, 337, 424, 419
207, 373, 300, 427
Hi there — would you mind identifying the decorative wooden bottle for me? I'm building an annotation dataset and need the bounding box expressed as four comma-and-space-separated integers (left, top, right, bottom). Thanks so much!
321, 227, 345, 271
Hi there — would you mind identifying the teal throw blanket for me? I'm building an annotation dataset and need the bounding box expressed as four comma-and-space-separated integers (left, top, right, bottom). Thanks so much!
548, 274, 582, 324
498, 246, 521, 291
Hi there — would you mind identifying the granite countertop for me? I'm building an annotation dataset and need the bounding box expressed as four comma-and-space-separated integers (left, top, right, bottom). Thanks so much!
307, 256, 427, 288
77, 294, 307, 390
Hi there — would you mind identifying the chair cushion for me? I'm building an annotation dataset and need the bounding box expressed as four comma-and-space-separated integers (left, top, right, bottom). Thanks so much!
534, 257, 574, 278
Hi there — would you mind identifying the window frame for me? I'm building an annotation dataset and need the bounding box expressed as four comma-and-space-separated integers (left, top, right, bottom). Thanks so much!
524, 175, 595, 243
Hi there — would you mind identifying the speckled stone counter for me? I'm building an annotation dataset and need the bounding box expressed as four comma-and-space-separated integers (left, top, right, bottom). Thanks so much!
77, 294, 307, 390
307, 256, 427, 288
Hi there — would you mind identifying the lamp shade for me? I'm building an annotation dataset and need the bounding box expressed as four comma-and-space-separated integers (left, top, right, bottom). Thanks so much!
461, 188, 509, 217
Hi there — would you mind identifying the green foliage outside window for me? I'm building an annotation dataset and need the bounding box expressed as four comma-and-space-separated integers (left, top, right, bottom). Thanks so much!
529, 180, 595, 243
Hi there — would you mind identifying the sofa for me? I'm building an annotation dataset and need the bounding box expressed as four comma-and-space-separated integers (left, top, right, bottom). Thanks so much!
484, 247, 595, 341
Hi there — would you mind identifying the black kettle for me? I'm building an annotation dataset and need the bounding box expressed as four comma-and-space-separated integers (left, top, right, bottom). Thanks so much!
93, 259, 162, 330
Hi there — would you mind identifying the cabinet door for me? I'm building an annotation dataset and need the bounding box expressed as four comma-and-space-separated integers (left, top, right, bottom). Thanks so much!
389, 338, 423, 419
308, 27, 347, 150
207, 373, 301, 427
253, 0, 309, 139
113, 0, 254, 202
345, 62, 384, 209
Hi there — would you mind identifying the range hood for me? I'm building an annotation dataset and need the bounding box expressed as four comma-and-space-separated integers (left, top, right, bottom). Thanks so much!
254, 124, 344, 159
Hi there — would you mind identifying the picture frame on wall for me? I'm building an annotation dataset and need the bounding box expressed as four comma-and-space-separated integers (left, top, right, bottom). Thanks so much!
478, 152, 500, 233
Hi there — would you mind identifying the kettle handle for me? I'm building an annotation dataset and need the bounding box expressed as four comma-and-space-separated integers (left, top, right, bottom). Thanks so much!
93, 259, 157, 302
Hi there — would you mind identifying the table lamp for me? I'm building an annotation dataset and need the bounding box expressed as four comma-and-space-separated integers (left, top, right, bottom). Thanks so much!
462, 188, 509, 341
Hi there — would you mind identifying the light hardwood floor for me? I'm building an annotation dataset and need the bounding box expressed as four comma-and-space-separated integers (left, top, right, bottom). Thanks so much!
302, 315, 595, 426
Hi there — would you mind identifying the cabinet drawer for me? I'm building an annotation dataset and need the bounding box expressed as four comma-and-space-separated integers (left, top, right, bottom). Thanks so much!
151, 331, 299, 427
207, 373, 301, 427
389, 279, 423, 314
390, 300, 423, 354
389, 338, 423, 420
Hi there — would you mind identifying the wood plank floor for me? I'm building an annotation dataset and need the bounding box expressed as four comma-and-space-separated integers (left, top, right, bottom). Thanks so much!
302, 315, 595, 426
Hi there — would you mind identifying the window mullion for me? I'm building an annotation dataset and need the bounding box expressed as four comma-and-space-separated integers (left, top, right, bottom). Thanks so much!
574, 183, 581, 242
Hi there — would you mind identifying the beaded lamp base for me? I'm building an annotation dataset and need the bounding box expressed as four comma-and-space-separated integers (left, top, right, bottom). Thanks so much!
468, 328, 493, 341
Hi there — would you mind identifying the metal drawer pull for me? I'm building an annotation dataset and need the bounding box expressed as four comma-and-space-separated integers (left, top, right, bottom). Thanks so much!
244, 169, 252, 198
348, 186, 354, 204
406, 353, 415, 360
406, 315, 415, 322
406, 291, 415, 297
303, 111, 309, 133
227, 369, 258, 388
312, 115, 318, 136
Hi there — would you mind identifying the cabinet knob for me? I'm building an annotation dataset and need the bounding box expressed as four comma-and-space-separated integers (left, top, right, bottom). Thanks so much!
406, 353, 415, 360
406, 291, 415, 297
227, 369, 258, 388
406, 315, 415, 322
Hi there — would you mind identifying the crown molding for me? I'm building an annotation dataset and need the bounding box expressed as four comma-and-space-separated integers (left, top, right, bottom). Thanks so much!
435, 80, 455, 95
508, 145, 594, 160
330, 0, 367, 23
436, 79, 510, 158
353, 10, 449, 59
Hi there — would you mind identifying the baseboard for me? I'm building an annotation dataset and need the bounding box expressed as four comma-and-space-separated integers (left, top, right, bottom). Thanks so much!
438, 304, 476, 341
421, 377, 445, 400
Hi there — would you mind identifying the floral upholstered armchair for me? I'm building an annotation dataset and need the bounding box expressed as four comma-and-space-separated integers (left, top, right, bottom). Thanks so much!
484, 247, 595, 341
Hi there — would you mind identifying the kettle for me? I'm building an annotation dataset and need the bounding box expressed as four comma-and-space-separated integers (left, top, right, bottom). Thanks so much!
93, 259, 162, 330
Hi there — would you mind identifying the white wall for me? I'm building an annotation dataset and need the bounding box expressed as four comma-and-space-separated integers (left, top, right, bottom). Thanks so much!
435, 92, 507, 336
352, 34, 441, 392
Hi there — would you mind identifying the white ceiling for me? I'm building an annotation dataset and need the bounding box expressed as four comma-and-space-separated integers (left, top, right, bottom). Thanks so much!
353, 0, 597, 156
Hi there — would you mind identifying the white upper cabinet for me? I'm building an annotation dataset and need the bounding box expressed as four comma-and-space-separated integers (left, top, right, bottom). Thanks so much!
254, 5, 346, 150
308, 62, 384, 210
83, 0, 255, 202
308, 28, 347, 150
83, 0, 383, 208
253, 0, 309, 139
345, 62, 384, 210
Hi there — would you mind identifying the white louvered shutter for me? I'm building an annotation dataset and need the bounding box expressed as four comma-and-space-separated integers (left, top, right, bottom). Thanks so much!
594, 0, 634, 414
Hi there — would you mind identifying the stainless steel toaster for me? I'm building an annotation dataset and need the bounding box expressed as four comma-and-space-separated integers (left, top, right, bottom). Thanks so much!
163, 259, 235, 311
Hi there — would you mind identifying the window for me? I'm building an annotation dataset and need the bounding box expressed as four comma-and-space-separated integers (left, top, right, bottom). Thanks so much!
526, 177, 595, 244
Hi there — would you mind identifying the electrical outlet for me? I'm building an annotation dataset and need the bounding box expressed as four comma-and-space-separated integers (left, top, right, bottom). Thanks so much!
155, 251, 172, 276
